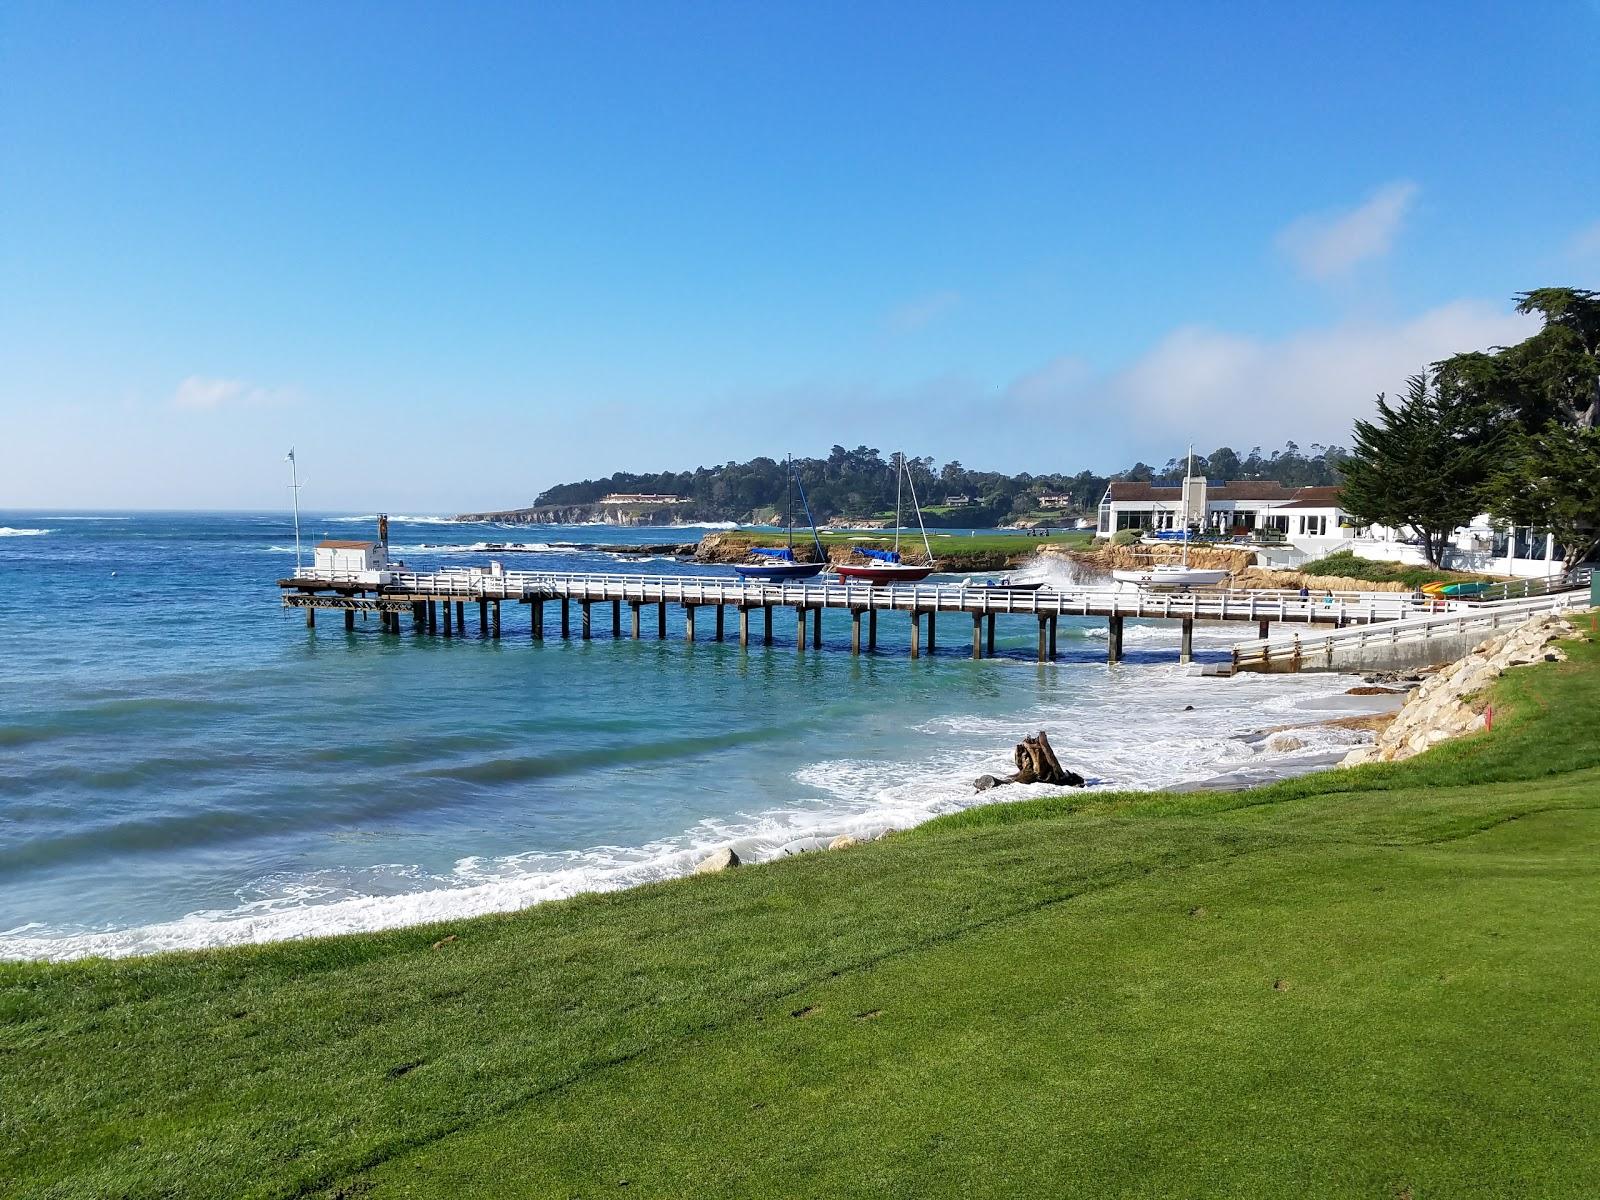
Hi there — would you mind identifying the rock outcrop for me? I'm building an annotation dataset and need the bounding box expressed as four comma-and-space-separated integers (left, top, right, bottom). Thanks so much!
693, 847, 740, 874
1340, 614, 1577, 767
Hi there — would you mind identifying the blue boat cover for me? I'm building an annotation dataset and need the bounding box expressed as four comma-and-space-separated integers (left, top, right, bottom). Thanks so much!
856, 548, 901, 563
750, 547, 795, 560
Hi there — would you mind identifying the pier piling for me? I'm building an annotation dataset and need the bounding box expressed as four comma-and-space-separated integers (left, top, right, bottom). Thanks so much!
581, 601, 592, 640
851, 609, 862, 656
345, 609, 355, 631
763, 605, 773, 646
985, 612, 996, 656
1107, 615, 1124, 664
478, 599, 488, 637
531, 599, 542, 640
716, 605, 726, 642
561, 599, 570, 639
972, 611, 982, 659
868, 609, 878, 652
812, 606, 822, 648
926, 609, 936, 652
612, 600, 621, 639
1258, 618, 1270, 639
685, 605, 697, 642
739, 606, 750, 648
1037, 616, 1048, 662
1049, 615, 1057, 660
456, 601, 465, 631
909, 612, 921, 659
796, 607, 807, 651
428, 600, 437, 633
657, 601, 667, 639
1180, 618, 1194, 664
630, 601, 641, 639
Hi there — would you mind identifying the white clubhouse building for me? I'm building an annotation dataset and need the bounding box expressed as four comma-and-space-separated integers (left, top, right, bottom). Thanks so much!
1096, 477, 1568, 577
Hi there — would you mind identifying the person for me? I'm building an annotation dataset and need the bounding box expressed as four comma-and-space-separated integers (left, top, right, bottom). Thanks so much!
1323, 589, 1335, 606
1298, 585, 1310, 601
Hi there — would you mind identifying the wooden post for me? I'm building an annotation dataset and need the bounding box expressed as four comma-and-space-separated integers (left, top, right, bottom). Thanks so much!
685, 605, 697, 642
630, 601, 641, 639
1108, 615, 1124, 663
531, 599, 543, 640
986, 612, 996, 656
1179, 617, 1194, 664
478, 599, 488, 637
306, 606, 315, 628
428, 600, 437, 632
972, 611, 983, 659
561, 598, 570, 639
851, 609, 862, 656
868, 608, 878, 651
612, 599, 621, 639
1048, 615, 1057, 660
796, 607, 807, 651
443, 600, 453, 637
926, 609, 936, 652
739, 606, 750, 648
763, 605, 773, 646
345, 609, 355, 631
1258, 618, 1270, 639
493, 601, 501, 639
716, 605, 726, 642
1037, 616, 1048, 662
581, 600, 592, 640
812, 605, 822, 648
657, 601, 667, 639
456, 601, 465, 630
909, 611, 921, 659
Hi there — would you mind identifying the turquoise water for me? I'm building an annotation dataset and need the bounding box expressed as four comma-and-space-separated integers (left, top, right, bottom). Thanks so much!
0, 513, 1365, 958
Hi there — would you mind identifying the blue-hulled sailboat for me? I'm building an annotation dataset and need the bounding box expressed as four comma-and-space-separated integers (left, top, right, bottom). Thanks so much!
734, 456, 827, 581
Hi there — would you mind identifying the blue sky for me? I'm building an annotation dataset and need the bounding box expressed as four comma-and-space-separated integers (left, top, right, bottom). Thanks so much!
3, 1, 1597, 510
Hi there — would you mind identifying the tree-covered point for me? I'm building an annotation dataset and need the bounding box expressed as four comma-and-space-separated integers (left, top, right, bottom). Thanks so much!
529, 442, 1348, 524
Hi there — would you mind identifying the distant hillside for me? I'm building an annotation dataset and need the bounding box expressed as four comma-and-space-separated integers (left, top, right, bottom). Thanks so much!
461, 443, 1346, 525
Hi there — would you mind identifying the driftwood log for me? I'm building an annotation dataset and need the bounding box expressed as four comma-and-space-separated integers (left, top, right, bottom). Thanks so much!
974, 730, 1085, 791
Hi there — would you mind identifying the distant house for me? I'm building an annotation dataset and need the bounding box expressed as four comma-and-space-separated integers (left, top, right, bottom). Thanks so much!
599, 493, 689, 505
942, 494, 974, 507
1038, 494, 1075, 509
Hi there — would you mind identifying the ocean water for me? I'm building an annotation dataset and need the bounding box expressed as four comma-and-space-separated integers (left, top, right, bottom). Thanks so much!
0, 512, 1371, 960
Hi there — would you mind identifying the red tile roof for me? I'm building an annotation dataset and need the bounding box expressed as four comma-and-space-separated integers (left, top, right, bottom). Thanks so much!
1105, 481, 1343, 505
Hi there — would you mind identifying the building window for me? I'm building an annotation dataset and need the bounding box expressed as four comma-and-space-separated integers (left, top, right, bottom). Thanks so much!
1298, 515, 1327, 536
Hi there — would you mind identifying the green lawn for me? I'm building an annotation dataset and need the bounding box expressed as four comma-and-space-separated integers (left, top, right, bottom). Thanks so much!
5, 624, 1600, 1198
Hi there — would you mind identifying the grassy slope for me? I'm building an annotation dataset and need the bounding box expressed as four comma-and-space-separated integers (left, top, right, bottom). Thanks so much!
4, 627, 1600, 1198
1301, 550, 1489, 587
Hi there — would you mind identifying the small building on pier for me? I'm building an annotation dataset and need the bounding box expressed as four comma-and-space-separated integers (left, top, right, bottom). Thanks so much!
313, 540, 391, 583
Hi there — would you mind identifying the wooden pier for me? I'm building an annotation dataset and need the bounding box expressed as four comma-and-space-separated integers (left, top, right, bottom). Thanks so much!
279, 569, 1461, 665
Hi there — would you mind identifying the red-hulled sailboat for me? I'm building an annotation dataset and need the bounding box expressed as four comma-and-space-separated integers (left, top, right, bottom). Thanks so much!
833, 452, 938, 584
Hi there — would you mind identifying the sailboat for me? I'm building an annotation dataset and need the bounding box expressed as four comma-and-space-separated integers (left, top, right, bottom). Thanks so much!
1112, 447, 1230, 590
835, 453, 938, 584
734, 455, 828, 580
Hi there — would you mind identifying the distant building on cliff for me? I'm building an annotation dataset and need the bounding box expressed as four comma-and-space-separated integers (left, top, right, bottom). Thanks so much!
599, 494, 689, 506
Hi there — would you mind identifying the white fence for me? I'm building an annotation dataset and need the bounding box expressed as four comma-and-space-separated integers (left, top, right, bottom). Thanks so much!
1230, 593, 1585, 673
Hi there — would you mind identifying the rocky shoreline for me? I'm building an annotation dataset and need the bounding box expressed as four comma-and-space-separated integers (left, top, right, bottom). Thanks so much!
1340, 613, 1578, 766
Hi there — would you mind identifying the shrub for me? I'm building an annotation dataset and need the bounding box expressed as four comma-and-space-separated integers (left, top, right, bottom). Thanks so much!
1111, 529, 1140, 546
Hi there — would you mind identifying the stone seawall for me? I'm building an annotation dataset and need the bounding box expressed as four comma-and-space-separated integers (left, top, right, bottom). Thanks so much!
1340, 613, 1579, 767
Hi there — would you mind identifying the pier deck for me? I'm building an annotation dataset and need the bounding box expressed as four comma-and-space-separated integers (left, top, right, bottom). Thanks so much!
279, 569, 1466, 664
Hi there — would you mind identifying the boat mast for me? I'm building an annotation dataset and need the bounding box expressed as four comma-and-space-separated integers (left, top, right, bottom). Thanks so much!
785, 453, 794, 551
1182, 444, 1193, 568
893, 453, 903, 555
902, 454, 935, 564
286, 448, 303, 574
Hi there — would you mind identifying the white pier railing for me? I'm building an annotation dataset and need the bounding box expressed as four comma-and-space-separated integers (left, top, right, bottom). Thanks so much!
1230, 593, 1584, 673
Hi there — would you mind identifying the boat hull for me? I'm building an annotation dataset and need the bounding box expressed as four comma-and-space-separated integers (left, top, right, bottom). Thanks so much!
733, 561, 826, 580
834, 563, 936, 585
1111, 567, 1230, 589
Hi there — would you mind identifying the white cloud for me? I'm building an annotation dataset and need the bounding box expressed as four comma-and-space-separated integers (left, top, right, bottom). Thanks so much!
1085, 299, 1536, 449
1276, 181, 1419, 281
172, 375, 293, 410
884, 289, 960, 333
1569, 218, 1600, 258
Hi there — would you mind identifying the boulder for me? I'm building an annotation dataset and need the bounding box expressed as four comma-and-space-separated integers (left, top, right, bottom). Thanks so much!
827, 835, 861, 851
973, 774, 1006, 792
693, 847, 740, 874
1265, 733, 1305, 753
